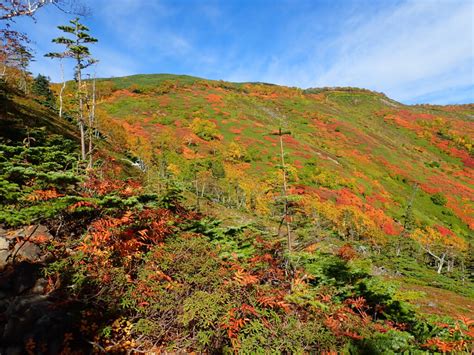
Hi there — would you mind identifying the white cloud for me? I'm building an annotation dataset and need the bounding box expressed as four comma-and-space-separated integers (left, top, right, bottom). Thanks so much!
313, 0, 474, 102
226, 0, 474, 104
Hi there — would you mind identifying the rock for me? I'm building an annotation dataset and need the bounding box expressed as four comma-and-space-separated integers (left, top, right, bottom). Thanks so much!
11, 262, 40, 294
4, 224, 53, 242
29, 224, 53, 241
0, 236, 9, 250
38, 251, 55, 264
31, 278, 48, 295
0, 250, 10, 269
4, 346, 22, 355
12, 242, 41, 262
2, 294, 51, 341
372, 266, 387, 276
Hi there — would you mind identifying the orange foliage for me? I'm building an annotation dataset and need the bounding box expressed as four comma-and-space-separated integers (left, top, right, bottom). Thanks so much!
26, 188, 63, 201
78, 207, 175, 259
233, 269, 259, 286
257, 292, 291, 313
422, 338, 470, 353
83, 173, 142, 197
337, 244, 357, 261
68, 200, 97, 211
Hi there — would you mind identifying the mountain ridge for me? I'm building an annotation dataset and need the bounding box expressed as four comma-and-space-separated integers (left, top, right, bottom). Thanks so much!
82, 73, 473, 107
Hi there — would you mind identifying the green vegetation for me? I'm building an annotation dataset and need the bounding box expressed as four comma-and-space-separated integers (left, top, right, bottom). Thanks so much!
431, 192, 447, 206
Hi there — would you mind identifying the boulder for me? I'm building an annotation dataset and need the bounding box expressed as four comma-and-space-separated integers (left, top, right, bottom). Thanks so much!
4, 224, 53, 241
12, 242, 41, 263
0, 250, 10, 269
0, 237, 9, 250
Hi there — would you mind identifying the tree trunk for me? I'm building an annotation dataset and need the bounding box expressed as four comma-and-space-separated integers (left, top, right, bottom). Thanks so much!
437, 253, 446, 274
447, 258, 454, 273
396, 239, 402, 256
78, 78, 86, 161
75, 22, 86, 161
79, 120, 86, 161
279, 132, 292, 253
87, 68, 96, 168
59, 59, 65, 119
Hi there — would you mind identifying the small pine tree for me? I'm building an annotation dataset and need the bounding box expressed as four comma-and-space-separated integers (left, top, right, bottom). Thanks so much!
32, 74, 54, 106
46, 17, 97, 161
396, 183, 418, 257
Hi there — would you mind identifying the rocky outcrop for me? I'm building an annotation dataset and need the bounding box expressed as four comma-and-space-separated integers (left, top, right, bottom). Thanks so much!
0, 224, 53, 270
0, 224, 89, 354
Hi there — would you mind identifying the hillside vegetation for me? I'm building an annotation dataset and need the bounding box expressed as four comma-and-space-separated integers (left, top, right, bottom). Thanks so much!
92, 75, 473, 270
1, 75, 473, 353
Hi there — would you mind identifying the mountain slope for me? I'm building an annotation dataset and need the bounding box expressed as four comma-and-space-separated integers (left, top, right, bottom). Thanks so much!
1, 76, 473, 353
92, 74, 473, 240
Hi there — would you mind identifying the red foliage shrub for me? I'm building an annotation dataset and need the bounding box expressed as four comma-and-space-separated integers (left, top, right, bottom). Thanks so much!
337, 244, 357, 261
435, 225, 454, 237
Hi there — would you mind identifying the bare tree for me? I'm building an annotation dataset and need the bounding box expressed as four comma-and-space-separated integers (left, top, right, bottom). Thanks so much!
0, 28, 32, 86
0, 0, 87, 20
87, 61, 98, 168
270, 127, 293, 253
0, 0, 60, 20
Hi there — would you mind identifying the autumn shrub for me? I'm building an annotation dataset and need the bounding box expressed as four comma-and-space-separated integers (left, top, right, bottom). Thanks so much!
190, 118, 220, 141
225, 141, 249, 162
44, 192, 472, 353
185, 218, 256, 259
128, 236, 232, 350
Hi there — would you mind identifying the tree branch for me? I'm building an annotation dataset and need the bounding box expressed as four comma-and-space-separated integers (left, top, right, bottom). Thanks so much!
0, 0, 55, 21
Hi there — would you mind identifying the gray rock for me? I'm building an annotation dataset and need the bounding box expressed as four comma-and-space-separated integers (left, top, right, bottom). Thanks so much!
0, 236, 9, 250
30, 224, 53, 240
31, 278, 48, 295
0, 250, 11, 269
4, 224, 53, 241
4, 346, 22, 355
13, 241, 41, 262
372, 266, 387, 276
11, 263, 40, 294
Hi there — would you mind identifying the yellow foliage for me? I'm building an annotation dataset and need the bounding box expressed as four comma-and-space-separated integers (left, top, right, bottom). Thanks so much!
223, 163, 272, 215
411, 227, 467, 252
190, 118, 219, 141
167, 163, 180, 177
225, 141, 247, 162
299, 196, 385, 245
267, 164, 299, 189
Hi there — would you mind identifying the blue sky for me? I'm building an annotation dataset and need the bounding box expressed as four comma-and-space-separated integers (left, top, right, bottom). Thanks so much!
12, 0, 474, 104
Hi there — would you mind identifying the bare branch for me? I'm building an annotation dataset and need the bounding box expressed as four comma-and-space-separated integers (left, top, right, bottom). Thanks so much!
0, 0, 88, 21
1, 0, 55, 20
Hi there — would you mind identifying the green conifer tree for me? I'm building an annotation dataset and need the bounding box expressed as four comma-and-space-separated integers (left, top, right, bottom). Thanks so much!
45, 17, 97, 161
32, 74, 54, 106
